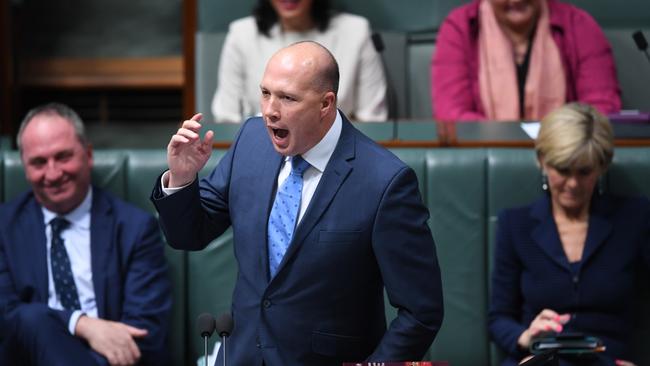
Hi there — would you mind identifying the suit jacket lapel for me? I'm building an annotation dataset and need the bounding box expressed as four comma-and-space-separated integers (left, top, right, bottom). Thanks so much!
530, 195, 571, 271
20, 198, 49, 301
89, 188, 114, 318
260, 149, 284, 283
530, 194, 614, 272
274, 118, 355, 277
581, 195, 613, 265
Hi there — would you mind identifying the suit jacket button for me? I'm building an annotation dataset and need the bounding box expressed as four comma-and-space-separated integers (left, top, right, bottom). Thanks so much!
263, 299, 271, 308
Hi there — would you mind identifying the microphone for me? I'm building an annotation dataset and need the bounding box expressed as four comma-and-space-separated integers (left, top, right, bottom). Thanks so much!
632, 30, 650, 64
215, 313, 234, 366
197, 313, 216, 366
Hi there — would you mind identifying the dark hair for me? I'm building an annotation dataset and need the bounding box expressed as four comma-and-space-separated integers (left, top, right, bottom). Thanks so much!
17, 102, 88, 153
253, 0, 332, 37
315, 43, 339, 95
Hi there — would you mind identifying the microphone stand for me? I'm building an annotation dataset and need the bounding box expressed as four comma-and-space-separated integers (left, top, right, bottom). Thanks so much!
221, 333, 227, 366
204, 335, 210, 366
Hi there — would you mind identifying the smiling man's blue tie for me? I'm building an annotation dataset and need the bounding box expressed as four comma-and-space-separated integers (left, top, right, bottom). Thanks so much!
268, 155, 311, 278
50, 217, 81, 310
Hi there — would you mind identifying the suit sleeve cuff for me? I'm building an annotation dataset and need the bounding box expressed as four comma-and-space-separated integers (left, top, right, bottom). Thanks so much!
161, 170, 194, 196
68, 310, 85, 335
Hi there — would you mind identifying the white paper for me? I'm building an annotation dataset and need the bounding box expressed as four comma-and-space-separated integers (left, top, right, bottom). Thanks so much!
521, 122, 541, 139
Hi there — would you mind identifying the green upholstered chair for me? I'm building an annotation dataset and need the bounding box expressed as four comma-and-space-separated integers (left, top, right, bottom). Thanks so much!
408, 33, 436, 119
567, 0, 650, 28
195, 32, 227, 124
604, 28, 650, 111
377, 31, 409, 119
485, 148, 540, 366
424, 148, 490, 365
123, 150, 187, 366
352, 121, 395, 141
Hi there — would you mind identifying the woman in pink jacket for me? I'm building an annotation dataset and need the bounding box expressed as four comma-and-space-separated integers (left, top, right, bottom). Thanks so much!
431, 0, 621, 122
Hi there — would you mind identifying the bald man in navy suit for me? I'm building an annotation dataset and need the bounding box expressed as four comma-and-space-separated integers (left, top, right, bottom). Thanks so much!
152, 41, 443, 366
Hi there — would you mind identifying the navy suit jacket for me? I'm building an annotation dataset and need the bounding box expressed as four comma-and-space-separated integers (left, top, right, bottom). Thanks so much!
489, 194, 650, 365
152, 115, 443, 365
0, 187, 172, 365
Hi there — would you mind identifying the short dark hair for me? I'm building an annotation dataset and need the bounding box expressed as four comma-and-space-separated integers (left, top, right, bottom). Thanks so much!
17, 102, 88, 152
253, 0, 332, 37
317, 44, 339, 95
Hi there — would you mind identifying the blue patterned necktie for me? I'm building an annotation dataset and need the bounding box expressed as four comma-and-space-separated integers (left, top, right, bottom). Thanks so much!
267, 155, 311, 278
50, 217, 81, 310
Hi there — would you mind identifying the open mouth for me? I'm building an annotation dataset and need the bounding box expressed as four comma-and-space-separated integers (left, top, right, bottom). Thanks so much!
273, 128, 289, 139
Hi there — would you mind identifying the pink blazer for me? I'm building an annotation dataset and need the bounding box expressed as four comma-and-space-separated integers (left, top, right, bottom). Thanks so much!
431, 0, 621, 121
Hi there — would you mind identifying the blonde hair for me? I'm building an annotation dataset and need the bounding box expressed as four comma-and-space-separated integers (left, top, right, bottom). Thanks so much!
535, 103, 613, 170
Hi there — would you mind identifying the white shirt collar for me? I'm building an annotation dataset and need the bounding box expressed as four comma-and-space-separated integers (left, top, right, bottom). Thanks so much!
42, 186, 93, 230
293, 110, 342, 173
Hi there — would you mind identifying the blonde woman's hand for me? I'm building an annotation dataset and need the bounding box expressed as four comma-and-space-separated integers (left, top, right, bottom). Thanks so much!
517, 309, 571, 348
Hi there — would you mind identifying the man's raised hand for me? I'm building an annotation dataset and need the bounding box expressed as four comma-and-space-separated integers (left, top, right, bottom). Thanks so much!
167, 113, 214, 187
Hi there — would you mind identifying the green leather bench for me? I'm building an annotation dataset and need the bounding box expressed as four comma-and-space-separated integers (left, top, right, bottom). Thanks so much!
2, 147, 649, 365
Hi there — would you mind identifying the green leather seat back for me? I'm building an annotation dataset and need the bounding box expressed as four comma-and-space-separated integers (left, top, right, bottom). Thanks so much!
352, 122, 395, 141
567, 0, 650, 28
195, 32, 227, 124
333, 0, 463, 32
408, 33, 436, 119
604, 29, 650, 111
123, 149, 187, 366
425, 148, 489, 365
377, 31, 408, 119
486, 148, 540, 366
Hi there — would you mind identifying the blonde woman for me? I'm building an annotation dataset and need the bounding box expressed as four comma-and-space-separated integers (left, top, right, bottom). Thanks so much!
489, 103, 648, 365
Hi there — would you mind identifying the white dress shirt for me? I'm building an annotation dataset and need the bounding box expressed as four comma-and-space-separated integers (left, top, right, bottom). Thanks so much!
42, 187, 97, 334
275, 111, 342, 223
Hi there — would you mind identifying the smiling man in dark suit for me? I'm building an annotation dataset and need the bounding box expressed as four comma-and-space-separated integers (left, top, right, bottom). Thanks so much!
0, 103, 171, 366
152, 41, 443, 366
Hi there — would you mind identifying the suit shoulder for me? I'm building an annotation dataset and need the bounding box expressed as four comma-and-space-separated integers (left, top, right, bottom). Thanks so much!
351, 127, 411, 174
94, 188, 154, 222
0, 191, 36, 222
233, 117, 269, 146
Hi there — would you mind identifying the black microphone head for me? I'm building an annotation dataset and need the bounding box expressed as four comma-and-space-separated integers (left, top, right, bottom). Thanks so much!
633, 30, 648, 51
215, 313, 234, 338
197, 313, 216, 338
371, 32, 385, 53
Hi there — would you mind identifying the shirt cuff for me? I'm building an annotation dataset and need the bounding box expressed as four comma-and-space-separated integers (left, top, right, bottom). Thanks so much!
69, 310, 85, 335
161, 170, 194, 196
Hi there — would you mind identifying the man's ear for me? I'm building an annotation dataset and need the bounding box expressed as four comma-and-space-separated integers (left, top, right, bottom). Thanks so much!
321, 91, 336, 114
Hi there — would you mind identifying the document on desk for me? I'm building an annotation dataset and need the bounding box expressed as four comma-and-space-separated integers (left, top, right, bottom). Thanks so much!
521, 122, 540, 139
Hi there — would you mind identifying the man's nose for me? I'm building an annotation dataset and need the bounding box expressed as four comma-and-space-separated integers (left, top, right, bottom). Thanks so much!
263, 96, 280, 120
44, 161, 63, 181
